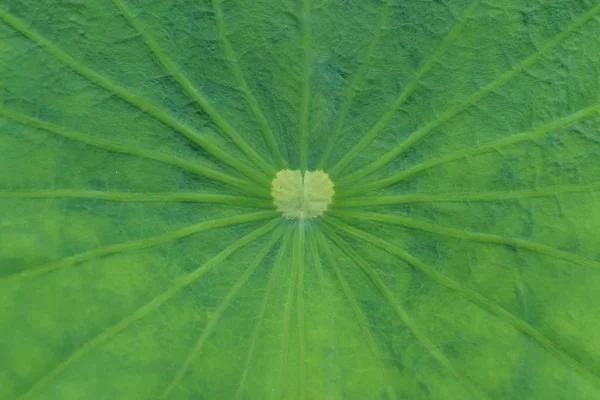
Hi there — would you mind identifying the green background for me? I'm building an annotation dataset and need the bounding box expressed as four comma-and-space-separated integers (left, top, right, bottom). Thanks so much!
1, 0, 600, 399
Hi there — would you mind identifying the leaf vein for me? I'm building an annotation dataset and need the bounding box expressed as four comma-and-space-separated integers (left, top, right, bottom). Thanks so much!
0, 211, 277, 285
235, 228, 293, 399
160, 224, 285, 398
326, 217, 600, 390
0, 190, 272, 207
110, 0, 276, 177
212, 0, 287, 169
340, 2, 600, 184
299, 0, 312, 171
330, 0, 481, 177
0, 107, 268, 197
0, 7, 269, 185
339, 101, 600, 196
321, 220, 487, 400
335, 211, 600, 272
334, 183, 600, 208
317, 0, 391, 170
314, 229, 396, 400
15, 218, 281, 400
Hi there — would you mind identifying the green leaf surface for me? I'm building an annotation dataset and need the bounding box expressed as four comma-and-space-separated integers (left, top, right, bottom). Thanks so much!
1, 0, 600, 399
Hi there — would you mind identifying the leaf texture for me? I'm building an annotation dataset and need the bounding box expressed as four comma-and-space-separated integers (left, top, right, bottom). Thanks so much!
1, 0, 600, 399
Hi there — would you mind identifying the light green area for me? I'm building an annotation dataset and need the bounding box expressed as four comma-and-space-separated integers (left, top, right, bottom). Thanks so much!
1, 0, 600, 399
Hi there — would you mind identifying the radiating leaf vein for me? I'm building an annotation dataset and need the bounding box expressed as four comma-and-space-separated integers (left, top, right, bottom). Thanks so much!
340, 2, 600, 184
325, 217, 600, 389
0, 7, 269, 186
314, 229, 396, 400
235, 229, 293, 399
335, 210, 600, 272
0, 190, 272, 207
15, 218, 281, 400
299, 0, 312, 171
334, 183, 600, 208
317, 0, 391, 170
212, 0, 287, 169
329, 0, 481, 177
321, 220, 488, 400
294, 224, 307, 398
0, 211, 277, 285
339, 101, 600, 195
0, 107, 267, 197
110, 0, 276, 178
277, 226, 300, 398
160, 224, 285, 398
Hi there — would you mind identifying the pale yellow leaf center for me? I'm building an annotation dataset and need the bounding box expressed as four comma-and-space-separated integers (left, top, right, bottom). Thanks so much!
271, 169, 335, 219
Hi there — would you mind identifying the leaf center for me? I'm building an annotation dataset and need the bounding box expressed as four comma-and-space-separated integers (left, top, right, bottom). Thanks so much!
271, 169, 335, 219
